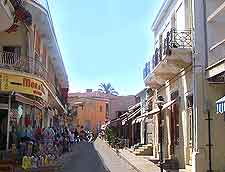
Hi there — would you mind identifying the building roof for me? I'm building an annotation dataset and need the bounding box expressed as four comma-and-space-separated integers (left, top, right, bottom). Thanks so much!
69, 91, 113, 100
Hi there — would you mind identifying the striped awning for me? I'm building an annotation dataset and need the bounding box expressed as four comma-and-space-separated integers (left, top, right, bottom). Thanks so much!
216, 96, 225, 113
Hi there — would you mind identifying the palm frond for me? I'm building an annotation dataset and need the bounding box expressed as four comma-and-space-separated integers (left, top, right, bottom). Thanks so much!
98, 82, 119, 95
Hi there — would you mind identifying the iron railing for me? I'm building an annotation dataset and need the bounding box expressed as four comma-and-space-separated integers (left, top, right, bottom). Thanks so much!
143, 61, 151, 80
0, 51, 66, 104
0, 51, 48, 79
152, 28, 192, 68
163, 28, 192, 54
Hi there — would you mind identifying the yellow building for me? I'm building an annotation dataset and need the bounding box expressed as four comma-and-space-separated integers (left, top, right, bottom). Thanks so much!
0, 0, 68, 150
69, 90, 110, 133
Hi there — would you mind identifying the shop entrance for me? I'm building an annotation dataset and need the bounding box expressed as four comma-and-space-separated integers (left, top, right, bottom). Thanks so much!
0, 110, 8, 150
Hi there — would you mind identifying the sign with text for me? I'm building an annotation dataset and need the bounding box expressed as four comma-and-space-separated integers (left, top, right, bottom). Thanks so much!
0, 72, 48, 102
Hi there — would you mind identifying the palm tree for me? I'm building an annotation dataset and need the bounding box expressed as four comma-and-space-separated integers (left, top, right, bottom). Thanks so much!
98, 83, 119, 96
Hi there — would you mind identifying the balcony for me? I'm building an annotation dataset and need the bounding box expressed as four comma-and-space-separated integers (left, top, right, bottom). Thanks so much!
144, 28, 192, 88
152, 28, 192, 81
0, 51, 67, 105
143, 60, 165, 88
0, 0, 14, 31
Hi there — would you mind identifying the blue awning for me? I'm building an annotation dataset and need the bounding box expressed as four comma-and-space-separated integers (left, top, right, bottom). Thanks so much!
216, 96, 225, 113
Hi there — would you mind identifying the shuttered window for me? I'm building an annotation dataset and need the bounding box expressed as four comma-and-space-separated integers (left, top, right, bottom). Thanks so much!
171, 103, 179, 145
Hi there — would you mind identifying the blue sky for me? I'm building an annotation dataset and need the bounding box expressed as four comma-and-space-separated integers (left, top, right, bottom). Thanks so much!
48, 0, 164, 95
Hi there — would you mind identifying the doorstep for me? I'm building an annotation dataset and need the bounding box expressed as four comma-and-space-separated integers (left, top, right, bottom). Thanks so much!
118, 148, 164, 172
118, 148, 191, 172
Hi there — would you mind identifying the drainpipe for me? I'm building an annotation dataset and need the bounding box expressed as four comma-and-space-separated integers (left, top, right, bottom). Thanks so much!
6, 93, 11, 151
202, 0, 213, 171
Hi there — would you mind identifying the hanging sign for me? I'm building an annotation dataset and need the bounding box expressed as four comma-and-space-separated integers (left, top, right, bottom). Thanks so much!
0, 72, 48, 102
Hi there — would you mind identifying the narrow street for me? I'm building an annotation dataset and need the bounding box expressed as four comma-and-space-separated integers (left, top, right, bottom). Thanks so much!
61, 138, 136, 172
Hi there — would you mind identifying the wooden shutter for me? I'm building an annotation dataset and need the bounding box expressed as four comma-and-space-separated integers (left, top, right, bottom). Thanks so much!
35, 31, 41, 55
43, 47, 47, 67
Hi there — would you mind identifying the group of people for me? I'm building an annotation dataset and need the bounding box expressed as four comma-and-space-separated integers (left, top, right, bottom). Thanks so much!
54, 126, 94, 153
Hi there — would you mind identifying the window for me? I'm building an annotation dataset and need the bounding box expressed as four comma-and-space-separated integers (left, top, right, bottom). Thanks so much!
170, 90, 179, 100
106, 103, 109, 114
117, 111, 123, 118
187, 95, 193, 108
135, 96, 141, 103
99, 105, 103, 112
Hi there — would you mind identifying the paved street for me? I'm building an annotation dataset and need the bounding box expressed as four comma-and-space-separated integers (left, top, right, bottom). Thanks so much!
61, 138, 136, 172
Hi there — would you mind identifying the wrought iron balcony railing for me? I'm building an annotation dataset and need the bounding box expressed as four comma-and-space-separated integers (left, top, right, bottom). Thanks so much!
152, 47, 163, 68
0, 51, 48, 80
0, 51, 66, 104
143, 61, 151, 80
152, 28, 192, 69
163, 28, 192, 55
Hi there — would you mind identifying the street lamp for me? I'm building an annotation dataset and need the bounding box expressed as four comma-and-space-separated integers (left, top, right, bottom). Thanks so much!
156, 95, 165, 172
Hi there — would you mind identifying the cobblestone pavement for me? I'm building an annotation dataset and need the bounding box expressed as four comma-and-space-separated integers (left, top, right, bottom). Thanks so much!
60, 139, 137, 172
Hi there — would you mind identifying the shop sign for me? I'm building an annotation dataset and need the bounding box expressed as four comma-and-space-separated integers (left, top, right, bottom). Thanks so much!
0, 73, 48, 102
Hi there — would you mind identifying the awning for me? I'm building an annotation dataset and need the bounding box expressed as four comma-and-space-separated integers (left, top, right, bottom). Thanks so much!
128, 108, 141, 120
122, 108, 141, 125
101, 124, 106, 130
15, 93, 46, 109
132, 114, 147, 124
15, 93, 33, 105
109, 117, 121, 124
122, 118, 127, 126
128, 102, 141, 112
216, 96, 225, 113
143, 99, 177, 117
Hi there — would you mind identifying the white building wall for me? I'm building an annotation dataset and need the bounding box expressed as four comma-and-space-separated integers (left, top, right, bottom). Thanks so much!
154, 0, 187, 42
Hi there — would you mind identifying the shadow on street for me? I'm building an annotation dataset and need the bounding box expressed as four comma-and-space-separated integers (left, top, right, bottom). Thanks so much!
61, 141, 109, 172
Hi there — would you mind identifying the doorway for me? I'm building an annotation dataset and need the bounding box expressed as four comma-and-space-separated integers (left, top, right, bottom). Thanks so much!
0, 110, 8, 150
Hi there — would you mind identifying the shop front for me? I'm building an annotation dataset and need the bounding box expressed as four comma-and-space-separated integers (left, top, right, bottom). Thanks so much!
0, 71, 67, 170
0, 71, 48, 149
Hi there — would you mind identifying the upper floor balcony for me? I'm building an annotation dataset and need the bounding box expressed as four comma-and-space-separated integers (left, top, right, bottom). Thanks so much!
143, 60, 164, 88
0, 50, 67, 105
0, 0, 14, 31
144, 28, 192, 88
